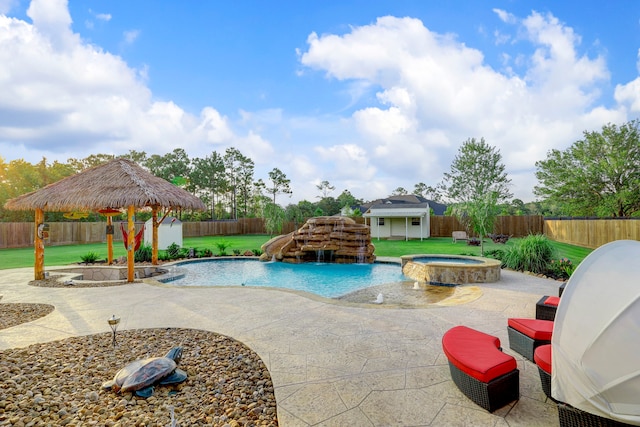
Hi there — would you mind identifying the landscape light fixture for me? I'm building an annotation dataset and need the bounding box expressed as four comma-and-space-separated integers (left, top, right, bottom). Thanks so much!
108, 314, 120, 347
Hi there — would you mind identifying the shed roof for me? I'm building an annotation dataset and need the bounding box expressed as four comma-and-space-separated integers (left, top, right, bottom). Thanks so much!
363, 203, 430, 217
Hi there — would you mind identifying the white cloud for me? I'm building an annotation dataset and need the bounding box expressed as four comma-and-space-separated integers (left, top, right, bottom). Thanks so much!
95, 13, 111, 22
0, 0, 18, 15
85, 9, 111, 30
0, 3, 272, 170
300, 13, 624, 201
614, 49, 640, 113
123, 29, 140, 44
0, 2, 635, 205
26, 0, 78, 50
493, 8, 516, 25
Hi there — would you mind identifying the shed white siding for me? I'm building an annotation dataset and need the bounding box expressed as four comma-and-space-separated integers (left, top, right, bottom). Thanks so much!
144, 216, 182, 249
363, 206, 430, 240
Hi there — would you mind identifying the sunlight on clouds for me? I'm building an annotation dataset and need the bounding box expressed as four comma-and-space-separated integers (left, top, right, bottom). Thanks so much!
196, 107, 234, 143
614, 79, 640, 112
27, 0, 78, 50
300, 11, 624, 200
0, 1, 258, 163
353, 106, 413, 140
234, 131, 275, 164
315, 144, 376, 181
0, 1, 635, 204
613, 49, 640, 113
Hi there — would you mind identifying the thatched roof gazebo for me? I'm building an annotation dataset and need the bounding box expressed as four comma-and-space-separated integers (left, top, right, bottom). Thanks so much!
4, 158, 206, 282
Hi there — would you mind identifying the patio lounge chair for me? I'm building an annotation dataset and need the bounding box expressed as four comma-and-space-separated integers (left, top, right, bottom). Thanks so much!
535, 344, 635, 426
507, 318, 553, 361
536, 295, 560, 320
442, 326, 519, 412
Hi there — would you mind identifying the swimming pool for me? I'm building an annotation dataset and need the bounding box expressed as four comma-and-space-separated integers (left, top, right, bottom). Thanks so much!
162, 259, 406, 298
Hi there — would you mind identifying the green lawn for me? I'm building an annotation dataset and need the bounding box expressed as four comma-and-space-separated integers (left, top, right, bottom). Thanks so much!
0, 234, 592, 270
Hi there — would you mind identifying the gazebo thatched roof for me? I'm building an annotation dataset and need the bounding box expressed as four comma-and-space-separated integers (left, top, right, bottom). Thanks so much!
4, 158, 206, 212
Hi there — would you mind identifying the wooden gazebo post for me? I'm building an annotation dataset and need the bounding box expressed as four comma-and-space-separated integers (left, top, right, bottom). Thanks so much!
34, 208, 45, 280
127, 205, 135, 282
106, 215, 114, 265
152, 206, 159, 265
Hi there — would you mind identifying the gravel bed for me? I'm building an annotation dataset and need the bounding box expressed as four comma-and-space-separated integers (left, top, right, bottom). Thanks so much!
0, 327, 278, 426
0, 304, 54, 330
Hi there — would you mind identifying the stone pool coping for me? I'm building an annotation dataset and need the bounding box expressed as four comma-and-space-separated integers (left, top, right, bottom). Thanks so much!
401, 253, 502, 286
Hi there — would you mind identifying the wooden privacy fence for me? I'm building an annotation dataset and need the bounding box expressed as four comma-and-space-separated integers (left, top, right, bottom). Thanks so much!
0, 216, 545, 249
2, 216, 638, 250
544, 218, 640, 249
428, 215, 544, 238
0, 221, 142, 249
0, 219, 267, 249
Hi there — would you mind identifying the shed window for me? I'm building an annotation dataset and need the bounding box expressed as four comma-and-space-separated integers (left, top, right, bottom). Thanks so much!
411, 217, 421, 226
377, 218, 385, 226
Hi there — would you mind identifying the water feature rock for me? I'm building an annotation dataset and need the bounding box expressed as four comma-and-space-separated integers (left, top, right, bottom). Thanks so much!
260, 216, 375, 263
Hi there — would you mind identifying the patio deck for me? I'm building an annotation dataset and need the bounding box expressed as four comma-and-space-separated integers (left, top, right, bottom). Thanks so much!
0, 266, 561, 426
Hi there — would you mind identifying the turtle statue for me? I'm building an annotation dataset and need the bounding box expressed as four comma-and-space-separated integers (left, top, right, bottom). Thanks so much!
102, 346, 187, 398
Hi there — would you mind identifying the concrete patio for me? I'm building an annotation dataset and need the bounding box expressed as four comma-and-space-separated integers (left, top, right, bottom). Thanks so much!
0, 266, 561, 426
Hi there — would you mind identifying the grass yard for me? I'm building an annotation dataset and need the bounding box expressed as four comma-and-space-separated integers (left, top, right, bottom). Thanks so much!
0, 234, 592, 270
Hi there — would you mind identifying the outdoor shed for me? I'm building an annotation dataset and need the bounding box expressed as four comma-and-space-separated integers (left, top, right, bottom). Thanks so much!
144, 216, 182, 250
363, 202, 431, 240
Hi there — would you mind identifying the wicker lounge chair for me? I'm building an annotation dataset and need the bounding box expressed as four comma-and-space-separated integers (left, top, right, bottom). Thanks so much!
507, 318, 553, 361
534, 345, 634, 426
536, 295, 560, 320
442, 326, 519, 412
534, 344, 553, 400
558, 403, 637, 427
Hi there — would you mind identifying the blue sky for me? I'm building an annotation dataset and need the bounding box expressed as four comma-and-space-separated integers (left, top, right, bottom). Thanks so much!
1, 0, 639, 203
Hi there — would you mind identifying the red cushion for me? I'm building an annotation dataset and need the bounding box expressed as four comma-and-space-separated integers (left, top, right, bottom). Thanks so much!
544, 296, 560, 306
507, 318, 554, 340
442, 326, 517, 383
534, 344, 552, 374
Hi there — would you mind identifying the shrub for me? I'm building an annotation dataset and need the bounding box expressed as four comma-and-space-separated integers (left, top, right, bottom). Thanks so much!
252, 248, 263, 256
80, 251, 101, 264
215, 240, 231, 256
158, 251, 170, 261
547, 258, 576, 280
198, 248, 213, 258
501, 234, 556, 274
488, 233, 510, 244
467, 238, 481, 246
166, 242, 181, 259
232, 249, 241, 256
484, 249, 505, 260
135, 244, 152, 263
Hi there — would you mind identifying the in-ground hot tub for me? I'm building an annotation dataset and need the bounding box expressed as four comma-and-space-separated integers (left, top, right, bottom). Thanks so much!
400, 254, 501, 286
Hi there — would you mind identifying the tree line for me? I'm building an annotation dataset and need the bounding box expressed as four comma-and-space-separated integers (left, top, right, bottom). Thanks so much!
2, 120, 639, 228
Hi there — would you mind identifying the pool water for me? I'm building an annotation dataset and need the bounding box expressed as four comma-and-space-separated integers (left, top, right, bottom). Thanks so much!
412, 256, 483, 265
164, 259, 406, 298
